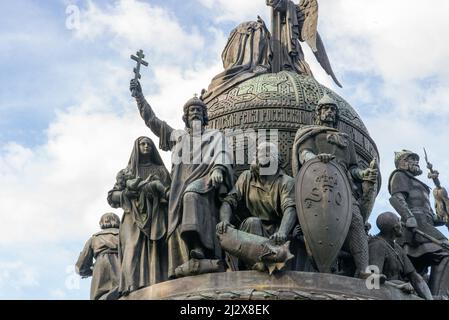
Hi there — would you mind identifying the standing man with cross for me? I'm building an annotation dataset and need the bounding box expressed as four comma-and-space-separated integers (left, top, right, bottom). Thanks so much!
129, 50, 234, 279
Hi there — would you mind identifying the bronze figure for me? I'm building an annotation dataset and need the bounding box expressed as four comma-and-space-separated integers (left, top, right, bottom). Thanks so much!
203, 0, 341, 104
75, 213, 121, 300
130, 79, 234, 279
292, 95, 378, 277
217, 142, 297, 272
369, 212, 433, 300
266, 0, 341, 86
108, 137, 171, 295
389, 150, 449, 296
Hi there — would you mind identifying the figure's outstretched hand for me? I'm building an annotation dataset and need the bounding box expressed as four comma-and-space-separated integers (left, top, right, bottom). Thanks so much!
210, 169, 224, 189
317, 153, 335, 163
130, 79, 142, 97
270, 232, 287, 245
361, 167, 378, 183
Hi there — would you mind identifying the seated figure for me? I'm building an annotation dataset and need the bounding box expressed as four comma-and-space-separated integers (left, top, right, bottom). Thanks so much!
369, 212, 433, 300
217, 142, 298, 273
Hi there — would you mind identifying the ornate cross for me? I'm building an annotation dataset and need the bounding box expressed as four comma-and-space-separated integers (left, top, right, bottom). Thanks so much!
131, 49, 149, 81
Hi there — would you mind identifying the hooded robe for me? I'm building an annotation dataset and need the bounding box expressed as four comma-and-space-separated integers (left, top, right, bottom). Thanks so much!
108, 137, 170, 294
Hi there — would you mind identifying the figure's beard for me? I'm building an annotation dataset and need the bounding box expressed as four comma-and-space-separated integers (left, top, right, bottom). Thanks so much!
408, 163, 423, 176
319, 116, 336, 127
322, 115, 335, 122
189, 119, 203, 131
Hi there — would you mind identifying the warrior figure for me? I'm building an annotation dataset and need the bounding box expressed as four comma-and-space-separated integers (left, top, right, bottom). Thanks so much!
389, 150, 449, 296
292, 95, 377, 277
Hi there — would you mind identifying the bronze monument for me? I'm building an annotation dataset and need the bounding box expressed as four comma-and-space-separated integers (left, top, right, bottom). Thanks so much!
75, 0, 449, 300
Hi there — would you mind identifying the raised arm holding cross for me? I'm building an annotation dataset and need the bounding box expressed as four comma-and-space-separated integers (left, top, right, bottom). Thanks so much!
128, 47, 234, 280
130, 49, 148, 97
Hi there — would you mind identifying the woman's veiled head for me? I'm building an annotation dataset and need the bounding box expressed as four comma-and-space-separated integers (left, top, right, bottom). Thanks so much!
126, 137, 165, 177
138, 137, 153, 156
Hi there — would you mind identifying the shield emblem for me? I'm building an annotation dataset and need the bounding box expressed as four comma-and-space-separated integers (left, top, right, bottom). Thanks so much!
295, 158, 353, 273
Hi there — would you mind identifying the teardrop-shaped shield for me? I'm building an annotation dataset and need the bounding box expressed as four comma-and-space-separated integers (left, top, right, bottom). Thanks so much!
295, 158, 353, 273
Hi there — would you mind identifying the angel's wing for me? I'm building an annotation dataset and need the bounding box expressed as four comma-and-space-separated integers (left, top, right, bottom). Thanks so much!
313, 32, 342, 88
299, 0, 319, 52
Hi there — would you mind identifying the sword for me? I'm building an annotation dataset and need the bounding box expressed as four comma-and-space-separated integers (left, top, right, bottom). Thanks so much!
423, 148, 449, 224
424, 147, 441, 188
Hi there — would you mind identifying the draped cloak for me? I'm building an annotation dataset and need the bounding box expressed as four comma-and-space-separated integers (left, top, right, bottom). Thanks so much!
107, 137, 170, 294
76, 228, 120, 300
203, 3, 314, 104
163, 129, 234, 278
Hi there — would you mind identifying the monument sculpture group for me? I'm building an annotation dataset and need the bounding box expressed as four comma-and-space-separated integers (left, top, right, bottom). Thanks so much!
76, 0, 449, 300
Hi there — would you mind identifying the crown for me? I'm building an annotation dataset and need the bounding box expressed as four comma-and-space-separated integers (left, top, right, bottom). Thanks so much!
183, 89, 208, 111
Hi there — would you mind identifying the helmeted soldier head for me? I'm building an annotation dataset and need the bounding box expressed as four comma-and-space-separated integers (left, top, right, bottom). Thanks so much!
182, 94, 209, 129
394, 150, 422, 176
376, 211, 403, 238
99, 212, 120, 229
314, 94, 340, 128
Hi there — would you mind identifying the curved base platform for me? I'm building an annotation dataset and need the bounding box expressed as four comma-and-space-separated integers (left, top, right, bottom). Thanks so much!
121, 271, 421, 300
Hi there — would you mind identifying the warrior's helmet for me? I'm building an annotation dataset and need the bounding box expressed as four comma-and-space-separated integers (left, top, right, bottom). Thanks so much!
394, 150, 419, 170
314, 94, 340, 127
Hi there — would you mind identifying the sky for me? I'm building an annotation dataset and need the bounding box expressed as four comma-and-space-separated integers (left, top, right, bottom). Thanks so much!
1, 0, 449, 299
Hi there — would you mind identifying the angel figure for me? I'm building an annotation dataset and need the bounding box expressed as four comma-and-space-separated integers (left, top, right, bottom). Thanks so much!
267, 0, 341, 86
203, 0, 340, 103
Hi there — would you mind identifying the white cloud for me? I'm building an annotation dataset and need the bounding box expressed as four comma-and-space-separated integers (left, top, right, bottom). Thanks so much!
49, 288, 67, 299
315, 0, 449, 114
197, 0, 268, 22
75, 0, 206, 64
0, 65, 221, 244
320, 0, 449, 78
0, 261, 39, 297
0, 0, 226, 246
